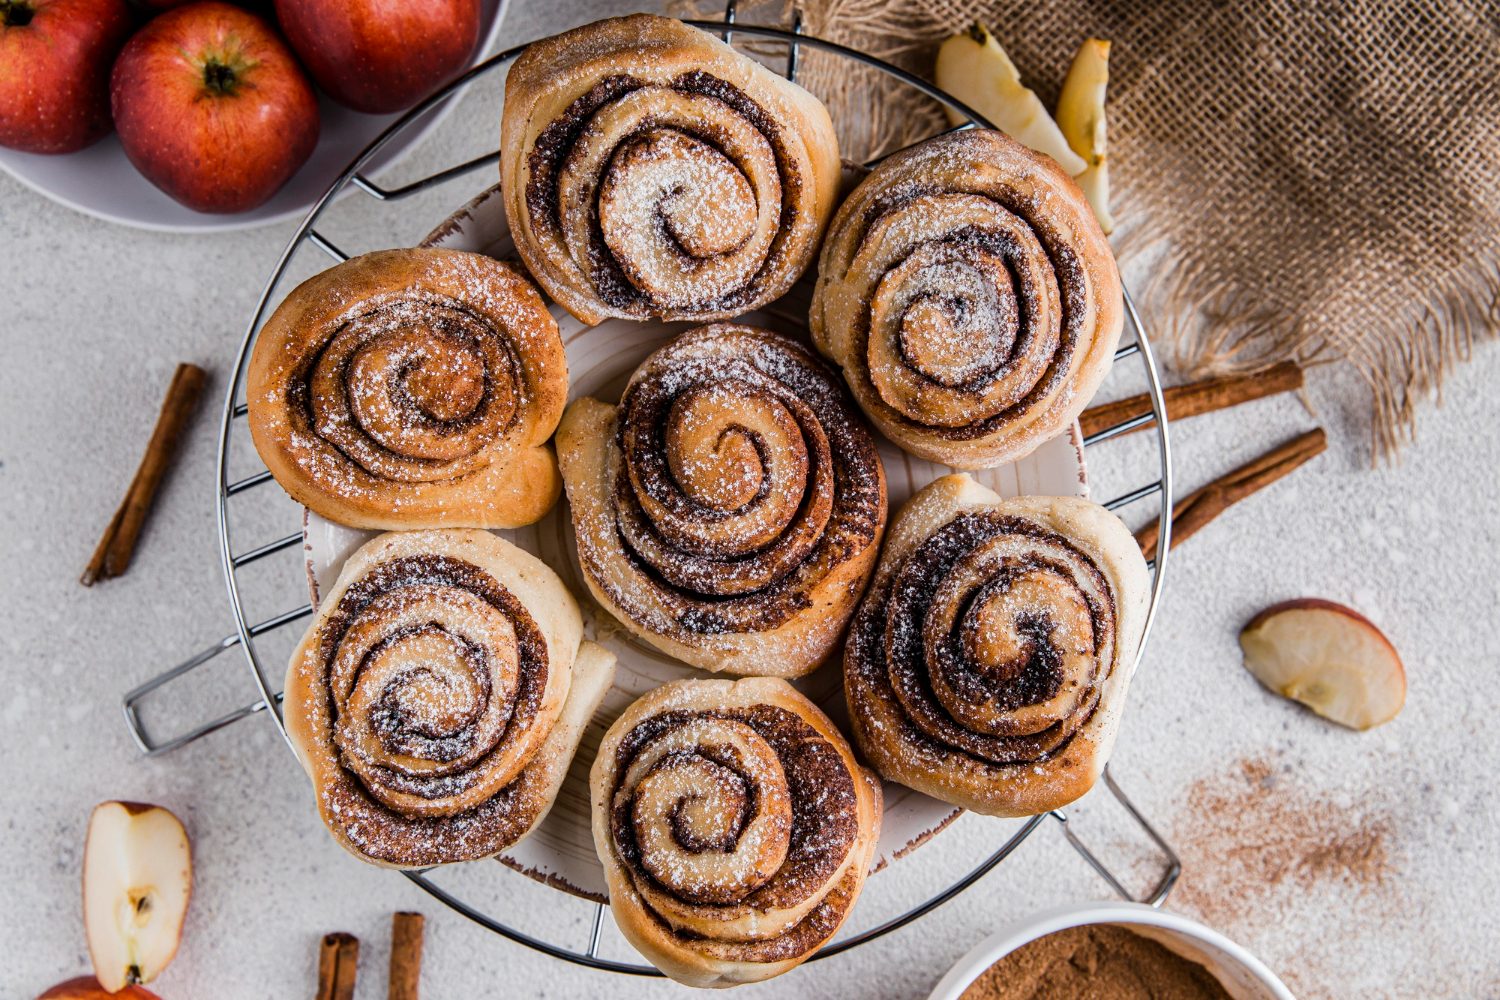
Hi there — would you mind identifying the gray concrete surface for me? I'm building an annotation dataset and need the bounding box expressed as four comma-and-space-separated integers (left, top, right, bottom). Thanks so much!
2, 4, 1497, 998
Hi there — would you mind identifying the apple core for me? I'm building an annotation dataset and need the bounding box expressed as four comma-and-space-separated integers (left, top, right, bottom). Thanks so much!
1, 1, 35, 27
203, 59, 238, 95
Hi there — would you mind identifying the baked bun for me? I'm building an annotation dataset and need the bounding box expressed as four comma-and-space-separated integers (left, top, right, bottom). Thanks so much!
248, 248, 567, 530
810, 129, 1123, 469
845, 474, 1148, 816
591, 677, 882, 987
500, 13, 840, 324
284, 528, 615, 867
555, 324, 886, 677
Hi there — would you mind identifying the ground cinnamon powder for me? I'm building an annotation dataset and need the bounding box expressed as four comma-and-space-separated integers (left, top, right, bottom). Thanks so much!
958, 925, 1233, 1000
1171, 758, 1394, 931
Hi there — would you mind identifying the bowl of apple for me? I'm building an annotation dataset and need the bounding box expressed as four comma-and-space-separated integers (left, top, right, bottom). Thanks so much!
0, 0, 508, 231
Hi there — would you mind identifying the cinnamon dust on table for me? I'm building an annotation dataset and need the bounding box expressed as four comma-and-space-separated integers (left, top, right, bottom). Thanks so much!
1169, 758, 1396, 932
958, 925, 1232, 1000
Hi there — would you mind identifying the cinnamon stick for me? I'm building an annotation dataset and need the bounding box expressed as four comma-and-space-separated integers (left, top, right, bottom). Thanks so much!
315, 932, 359, 1000
80, 363, 206, 585
1080, 360, 1303, 440
389, 912, 425, 1000
1136, 427, 1326, 561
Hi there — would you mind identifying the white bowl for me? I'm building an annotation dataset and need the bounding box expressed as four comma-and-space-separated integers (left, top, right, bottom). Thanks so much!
0, 0, 508, 232
927, 901, 1296, 1000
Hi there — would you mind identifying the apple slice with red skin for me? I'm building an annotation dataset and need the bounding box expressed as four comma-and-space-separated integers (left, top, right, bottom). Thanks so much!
83, 802, 192, 993
1240, 598, 1405, 730
0, 0, 135, 153
38, 977, 161, 1000
274, 0, 480, 114
110, 1, 319, 213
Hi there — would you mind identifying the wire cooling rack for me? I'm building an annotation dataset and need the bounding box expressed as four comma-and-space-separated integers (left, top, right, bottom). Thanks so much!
121, 3, 1178, 976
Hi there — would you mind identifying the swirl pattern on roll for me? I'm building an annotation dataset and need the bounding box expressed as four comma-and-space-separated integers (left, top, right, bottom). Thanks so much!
846, 475, 1148, 817
500, 14, 840, 324
248, 248, 567, 530
555, 324, 886, 677
591, 678, 882, 988
810, 128, 1124, 469
285, 529, 615, 868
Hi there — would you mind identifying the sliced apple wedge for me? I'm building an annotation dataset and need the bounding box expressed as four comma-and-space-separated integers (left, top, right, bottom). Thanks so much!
1240, 599, 1405, 730
37, 977, 161, 1000
83, 802, 192, 993
935, 23, 1088, 175
1055, 38, 1114, 233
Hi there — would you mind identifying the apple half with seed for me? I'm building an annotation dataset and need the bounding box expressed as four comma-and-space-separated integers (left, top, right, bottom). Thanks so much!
83, 802, 192, 993
37, 976, 161, 999
1240, 599, 1405, 730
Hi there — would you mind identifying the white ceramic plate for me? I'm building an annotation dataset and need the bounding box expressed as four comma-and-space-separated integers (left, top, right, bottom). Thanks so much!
926, 902, 1296, 1000
0, 0, 508, 232
301, 184, 1091, 900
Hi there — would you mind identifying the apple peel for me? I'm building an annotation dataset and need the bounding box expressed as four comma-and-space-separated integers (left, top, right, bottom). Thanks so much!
37, 977, 162, 1000
83, 802, 192, 993
1240, 599, 1405, 730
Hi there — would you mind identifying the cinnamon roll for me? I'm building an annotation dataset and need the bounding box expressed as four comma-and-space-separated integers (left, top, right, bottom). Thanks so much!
248, 248, 567, 530
846, 474, 1148, 816
555, 324, 886, 677
284, 529, 616, 868
500, 13, 841, 325
592, 677, 882, 987
810, 129, 1124, 469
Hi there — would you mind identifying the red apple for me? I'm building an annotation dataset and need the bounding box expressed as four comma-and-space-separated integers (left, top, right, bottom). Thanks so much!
0, 0, 134, 153
137, 0, 274, 12
38, 977, 162, 1000
110, 1, 320, 213
273, 0, 480, 114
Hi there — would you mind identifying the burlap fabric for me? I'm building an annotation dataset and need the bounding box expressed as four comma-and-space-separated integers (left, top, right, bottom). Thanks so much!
673, 0, 1500, 457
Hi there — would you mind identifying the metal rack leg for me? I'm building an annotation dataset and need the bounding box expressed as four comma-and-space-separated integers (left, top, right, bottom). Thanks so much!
587, 903, 606, 958
121, 604, 313, 755
1050, 766, 1182, 907
402, 870, 661, 976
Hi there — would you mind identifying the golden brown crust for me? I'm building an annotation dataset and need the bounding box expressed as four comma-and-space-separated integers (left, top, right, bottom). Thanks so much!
247, 248, 567, 530
845, 475, 1148, 816
590, 677, 882, 987
810, 129, 1123, 469
500, 14, 840, 324
555, 324, 886, 678
284, 529, 615, 868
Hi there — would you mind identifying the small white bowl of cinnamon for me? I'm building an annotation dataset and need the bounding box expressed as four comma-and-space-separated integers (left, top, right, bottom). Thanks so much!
927, 901, 1296, 1000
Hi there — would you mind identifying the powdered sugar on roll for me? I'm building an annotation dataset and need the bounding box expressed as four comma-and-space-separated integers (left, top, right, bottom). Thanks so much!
500, 14, 841, 325
283, 529, 615, 868
591, 677, 882, 987
555, 324, 887, 678
811, 129, 1123, 469
845, 474, 1148, 817
247, 248, 567, 530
